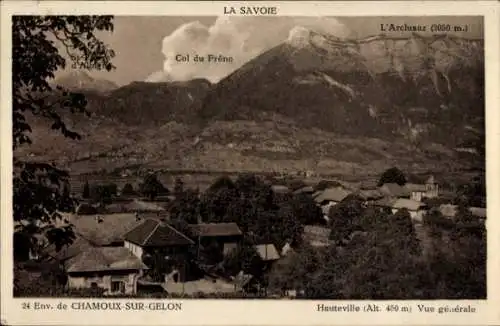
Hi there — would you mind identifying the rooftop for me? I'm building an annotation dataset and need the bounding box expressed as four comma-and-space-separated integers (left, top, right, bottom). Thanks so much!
69, 213, 144, 246
124, 219, 195, 247
66, 247, 148, 273
391, 198, 427, 211
405, 183, 427, 192
379, 183, 411, 198
271, 185, 291, 194
373, 198, 426, 211
188, 223, 242, 237
254, 244, 280, 261
314, 187, 352, 204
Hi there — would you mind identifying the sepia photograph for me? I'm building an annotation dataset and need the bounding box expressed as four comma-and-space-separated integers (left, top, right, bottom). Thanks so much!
7, 10, 489, 302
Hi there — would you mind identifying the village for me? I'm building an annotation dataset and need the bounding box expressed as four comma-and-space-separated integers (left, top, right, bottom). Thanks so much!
13, 167, 486, 299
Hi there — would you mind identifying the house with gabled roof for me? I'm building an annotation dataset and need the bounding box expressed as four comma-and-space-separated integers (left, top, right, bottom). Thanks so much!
373, 198, 427, 222
313, 187, 352, 216
188, 223, 243, 260
65, 247, 148, 295
404, 175, 439, 201
123, 219, 195, 259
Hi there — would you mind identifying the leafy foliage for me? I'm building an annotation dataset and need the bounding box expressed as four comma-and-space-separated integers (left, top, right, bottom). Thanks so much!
267, 244, 322, 294
222, 236, 259, 276
89, 183, 117, 205
454, 175, 486, 207
139, 174, 169, 200
169, 188, 201, 224
377, 167, 407, 186
121, 183, 136, 196
328, 195, 366, 244
13, 15, 115, 257
82, 180, 90, 199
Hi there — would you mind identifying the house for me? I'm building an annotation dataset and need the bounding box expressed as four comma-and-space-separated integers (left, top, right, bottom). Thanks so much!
188, 223, 243, 259
424, 175, 439, 198
313, 187, 352, 215
280, 242, 293, 257
374, 198, 427, 222
65, 247, 148, 295
302, 225, 332, 247
391, 198, 428, 222
439, 204, 487, 220
293, 186, 315, 195
404, 183, 427, 202
69, 213, 145, 246
123, 219, 195, 260
378, 183, 411, 199
405, 176, 439, 201
356, 189, 384, 202
254, 244, 280, 262
271, 185, 291, 194
469, 207, 487, 219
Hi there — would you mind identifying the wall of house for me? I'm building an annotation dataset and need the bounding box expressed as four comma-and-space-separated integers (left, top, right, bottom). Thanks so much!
425, 184, 439, 198
321, 201, 337, 215
411, 191, 423, 202
67, 271, 142, 295
124, 240, 143, 259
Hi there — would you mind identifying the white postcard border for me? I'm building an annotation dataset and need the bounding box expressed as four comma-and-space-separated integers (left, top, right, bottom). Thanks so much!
1, 1, 499, 325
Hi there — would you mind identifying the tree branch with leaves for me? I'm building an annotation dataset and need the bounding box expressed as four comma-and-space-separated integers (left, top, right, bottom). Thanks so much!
12, 15, 115, 256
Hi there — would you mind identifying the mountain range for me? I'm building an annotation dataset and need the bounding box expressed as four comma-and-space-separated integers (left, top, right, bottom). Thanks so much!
17, 30, 485, 179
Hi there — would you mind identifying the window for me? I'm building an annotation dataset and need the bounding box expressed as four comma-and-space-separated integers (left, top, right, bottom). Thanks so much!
111, 281, 125, 293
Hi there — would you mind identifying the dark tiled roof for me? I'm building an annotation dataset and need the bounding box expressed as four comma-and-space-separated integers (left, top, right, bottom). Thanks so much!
124, 219, 194, 247
188, 223, 242, 237
66, 247, 147, 273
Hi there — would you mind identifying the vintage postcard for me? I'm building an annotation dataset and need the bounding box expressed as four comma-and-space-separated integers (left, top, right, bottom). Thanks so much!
1, 1, 499, 325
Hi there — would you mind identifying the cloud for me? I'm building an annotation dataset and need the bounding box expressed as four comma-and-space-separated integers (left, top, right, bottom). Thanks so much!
146, 17, 351, 83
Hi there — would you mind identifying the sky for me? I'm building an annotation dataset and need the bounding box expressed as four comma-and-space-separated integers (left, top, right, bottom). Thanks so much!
80, 16, 484, 86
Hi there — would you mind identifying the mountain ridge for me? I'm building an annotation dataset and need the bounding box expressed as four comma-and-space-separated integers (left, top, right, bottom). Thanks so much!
17, 31, 484, 177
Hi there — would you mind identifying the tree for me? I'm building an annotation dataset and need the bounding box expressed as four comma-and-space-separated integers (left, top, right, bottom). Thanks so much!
82, 181, 90, 199
222, 236, 259, 276
60, 181, 75, 212
328, 195, 365, 244
390, 208, 421, 255
90, 184, 113, 206
201, 176, 239, 223
173, 177, 184, 197
169, 188, 201, 224
454, 175, 486, 207
121, 183, 135, 196
267, 243, 321, 295
289, 193, 324, 226
377, 167, 407, 186
139, 174, 168, 200
13, 16, 115, 255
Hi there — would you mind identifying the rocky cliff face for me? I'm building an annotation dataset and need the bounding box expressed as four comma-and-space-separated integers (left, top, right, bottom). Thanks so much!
201, 30, 484, 148
20, 30, 484, 175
